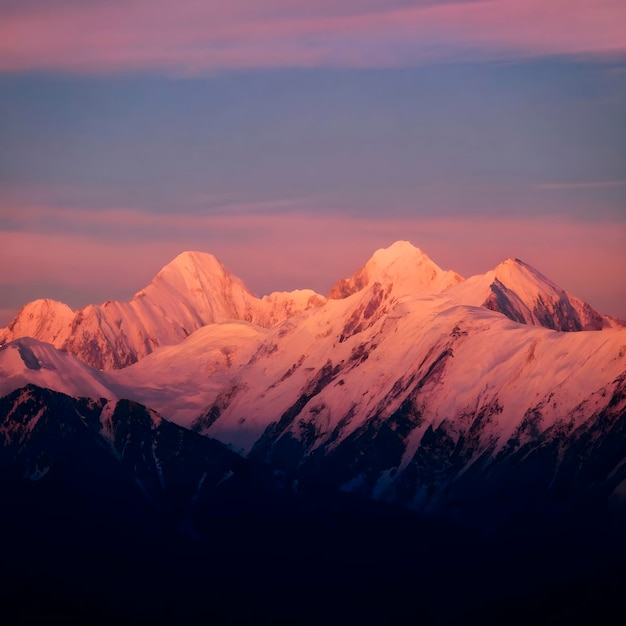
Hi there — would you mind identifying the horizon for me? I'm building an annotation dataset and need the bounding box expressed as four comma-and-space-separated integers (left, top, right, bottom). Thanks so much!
1, 234, 625, 327
1, 1, 625, 324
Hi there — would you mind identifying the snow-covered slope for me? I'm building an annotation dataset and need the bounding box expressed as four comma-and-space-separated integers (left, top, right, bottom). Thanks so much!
0, 322, 266, 424
0, 251, 325, 370
106, 321, 268, 425
2, 242, 620, 425
197, 278, 625, 456
187, 244, 626, 518
0, 337, 116, 400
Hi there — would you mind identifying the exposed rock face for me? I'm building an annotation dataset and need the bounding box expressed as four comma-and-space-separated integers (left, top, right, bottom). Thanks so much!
0, 384, 244, 512
329, 266, 370, 299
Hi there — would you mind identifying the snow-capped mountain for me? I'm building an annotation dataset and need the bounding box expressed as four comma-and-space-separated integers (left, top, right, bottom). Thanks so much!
2, 241, 626, 624
3, 242, 615, 374
329, 240, 463, 299
1, 241, 624, 523
443, 256, 616, 331
184, 242, 626, 520
0, 251, 325, 370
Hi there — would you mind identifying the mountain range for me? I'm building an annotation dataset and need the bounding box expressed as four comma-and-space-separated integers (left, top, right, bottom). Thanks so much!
1, 250, 324, 370
2, 241, 625, 624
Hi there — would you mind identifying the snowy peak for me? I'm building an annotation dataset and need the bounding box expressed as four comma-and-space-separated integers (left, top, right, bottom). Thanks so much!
493, 257, 560, 297
133, 250, 257, 332
442, 256, 612, 332
161, 250, 225, 273
487, 257, 608, 331
329, 241, 462, 299
145, 250, 246, 296
133, 251, 328, 329
1, 299, 74, 346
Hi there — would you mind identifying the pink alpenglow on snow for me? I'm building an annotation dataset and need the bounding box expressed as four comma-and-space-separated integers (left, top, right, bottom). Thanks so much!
1, 241, 621, 383
1, 212, 625, 328
2, 242, 623, 472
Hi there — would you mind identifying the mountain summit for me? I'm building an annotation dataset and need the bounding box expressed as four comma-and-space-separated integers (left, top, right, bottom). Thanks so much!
329, 241, 462, 299
488, 257, 608, 330
443, 256, 612, 331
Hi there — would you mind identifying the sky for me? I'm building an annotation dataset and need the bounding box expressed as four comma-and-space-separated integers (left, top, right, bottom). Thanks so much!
1, 0, 625, 325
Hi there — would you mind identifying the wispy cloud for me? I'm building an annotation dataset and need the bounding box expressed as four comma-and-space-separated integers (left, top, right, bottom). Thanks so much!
0, 1, 624, 74
536, 180, 626, 190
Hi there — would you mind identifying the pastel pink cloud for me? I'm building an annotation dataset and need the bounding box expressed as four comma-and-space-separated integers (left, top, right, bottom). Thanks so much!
0, 1, 624, 73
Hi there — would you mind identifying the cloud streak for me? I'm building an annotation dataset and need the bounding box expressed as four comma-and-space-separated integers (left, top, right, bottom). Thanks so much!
0, 1, 624, 74
536, 180, 626, 190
